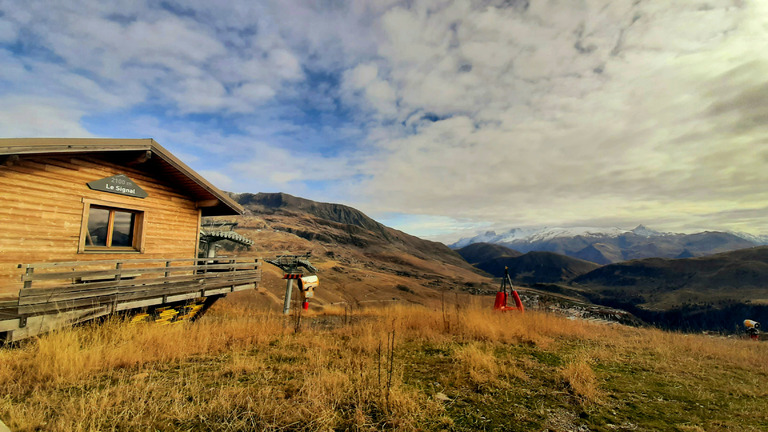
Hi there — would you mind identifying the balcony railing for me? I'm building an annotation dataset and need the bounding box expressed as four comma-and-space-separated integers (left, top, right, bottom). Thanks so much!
15, 256, 261, 315
0, 256, 261, 342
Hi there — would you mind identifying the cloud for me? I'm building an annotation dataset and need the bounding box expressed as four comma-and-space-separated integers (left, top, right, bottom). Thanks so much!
376, 212, 491, 242
344, 0, 768, 237
342, 63, 398, 117
1, 0, 766, 240
0, 1, 311, 116
0, 97, 93, 137
198, 170, 234, 190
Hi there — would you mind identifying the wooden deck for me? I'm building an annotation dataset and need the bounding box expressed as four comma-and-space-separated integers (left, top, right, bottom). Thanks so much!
0, 257, 261, 342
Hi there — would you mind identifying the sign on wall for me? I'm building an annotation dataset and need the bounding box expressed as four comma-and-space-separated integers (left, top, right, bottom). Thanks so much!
87, 174, 148, 198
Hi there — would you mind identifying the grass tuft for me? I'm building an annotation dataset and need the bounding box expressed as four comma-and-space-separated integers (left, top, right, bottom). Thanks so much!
560, 355, 601, 404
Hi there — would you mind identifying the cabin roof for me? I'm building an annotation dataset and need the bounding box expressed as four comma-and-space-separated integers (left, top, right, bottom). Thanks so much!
0, 138, 243, 216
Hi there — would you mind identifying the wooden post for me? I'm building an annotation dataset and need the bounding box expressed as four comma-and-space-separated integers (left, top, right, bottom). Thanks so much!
23, 266, 34, 289
112, 262, 122, 313
164, 261, 171, 284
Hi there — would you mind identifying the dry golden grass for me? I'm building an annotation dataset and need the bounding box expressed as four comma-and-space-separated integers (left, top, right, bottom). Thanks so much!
1, 298, 767, 431
560, 355, 600, 404
453, 342, 499, 389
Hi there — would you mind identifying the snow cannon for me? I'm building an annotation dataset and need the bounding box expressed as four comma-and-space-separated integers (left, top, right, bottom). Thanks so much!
744, 319, 760, 340
299, 275, 319, 298
298, 275, 318, 311
494, 267, 524, 313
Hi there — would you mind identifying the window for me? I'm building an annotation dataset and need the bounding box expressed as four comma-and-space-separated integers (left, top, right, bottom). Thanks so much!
79, 200, 145, 253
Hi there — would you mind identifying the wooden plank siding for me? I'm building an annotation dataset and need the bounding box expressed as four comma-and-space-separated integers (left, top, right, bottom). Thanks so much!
0, 153, 202, 298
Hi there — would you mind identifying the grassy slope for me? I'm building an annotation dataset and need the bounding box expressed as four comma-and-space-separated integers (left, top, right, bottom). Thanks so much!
1, 292, 767, 431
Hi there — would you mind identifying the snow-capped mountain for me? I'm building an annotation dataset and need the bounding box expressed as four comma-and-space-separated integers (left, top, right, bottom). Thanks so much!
450, 227, 539, 248
451, 225, 760, 264
729, 231, 768, 246
629, 224, 667, 237
452, 225, 667, 249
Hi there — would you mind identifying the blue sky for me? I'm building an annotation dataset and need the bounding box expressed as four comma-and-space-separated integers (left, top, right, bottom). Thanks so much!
1, 0, 767, 242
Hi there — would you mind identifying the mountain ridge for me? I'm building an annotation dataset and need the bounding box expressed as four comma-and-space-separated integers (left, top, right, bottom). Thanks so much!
232, 192, 469, 267
472, 251, 600, 284
455, 242, 522, 265
451, 225, 761, 264
209, 192, 498, 309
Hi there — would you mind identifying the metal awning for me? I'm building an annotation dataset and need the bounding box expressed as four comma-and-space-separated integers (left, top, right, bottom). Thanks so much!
200, 230, 254, 246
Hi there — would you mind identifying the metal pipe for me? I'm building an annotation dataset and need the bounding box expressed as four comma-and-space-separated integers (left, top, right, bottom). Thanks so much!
283, 278, 294, 315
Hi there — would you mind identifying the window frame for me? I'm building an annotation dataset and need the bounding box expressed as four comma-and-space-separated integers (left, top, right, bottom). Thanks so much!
79, 198, 147, 253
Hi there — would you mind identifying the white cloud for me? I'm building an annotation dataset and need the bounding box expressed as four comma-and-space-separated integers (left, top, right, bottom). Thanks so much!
267, 49, 303, 81
230, 143, 362, 192
235, 83, 276, 104
377, 213, 491, 241
198, 170, 234, 190
0, 97, 93, 137
0, 1, 312, 116
173, 77, 228, 114
1, 0, 767, 239
344, 0, 768, 237
0, 17, 16, 42
348, 63, 379, 88
342, 63, 399, 118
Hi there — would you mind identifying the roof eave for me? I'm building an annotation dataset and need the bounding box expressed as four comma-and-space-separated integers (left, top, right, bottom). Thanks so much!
0, 138, 244, 216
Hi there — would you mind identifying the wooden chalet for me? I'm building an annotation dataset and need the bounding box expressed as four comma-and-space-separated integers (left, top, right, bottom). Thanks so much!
0, 138, 261, 341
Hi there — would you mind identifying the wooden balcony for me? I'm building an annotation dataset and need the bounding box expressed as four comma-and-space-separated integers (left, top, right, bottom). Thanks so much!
0, 257, 261, 342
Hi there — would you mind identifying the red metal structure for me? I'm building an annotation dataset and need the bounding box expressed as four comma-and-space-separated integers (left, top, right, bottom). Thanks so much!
744, 319, 760, 340
494, 266, 524, 312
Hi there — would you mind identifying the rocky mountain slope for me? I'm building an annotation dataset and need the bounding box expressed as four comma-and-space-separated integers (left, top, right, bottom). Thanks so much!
210, 192, 496, 309
234, 192, 472, 268
452, 225, 758, 264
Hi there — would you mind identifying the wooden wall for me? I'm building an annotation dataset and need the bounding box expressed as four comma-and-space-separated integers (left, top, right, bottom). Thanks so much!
0, 153, 202, 298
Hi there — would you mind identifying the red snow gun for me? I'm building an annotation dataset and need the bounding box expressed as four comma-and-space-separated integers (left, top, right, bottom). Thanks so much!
494, 266, 524, 313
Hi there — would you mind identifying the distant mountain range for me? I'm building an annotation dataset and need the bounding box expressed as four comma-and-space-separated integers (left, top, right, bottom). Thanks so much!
451, 225, 768, 264
571, 246, 768, 331
458, 242, 768, 332
212, 192, 768, 333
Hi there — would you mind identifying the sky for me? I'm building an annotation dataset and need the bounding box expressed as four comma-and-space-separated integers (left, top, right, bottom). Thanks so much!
1, 0, 767, 243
